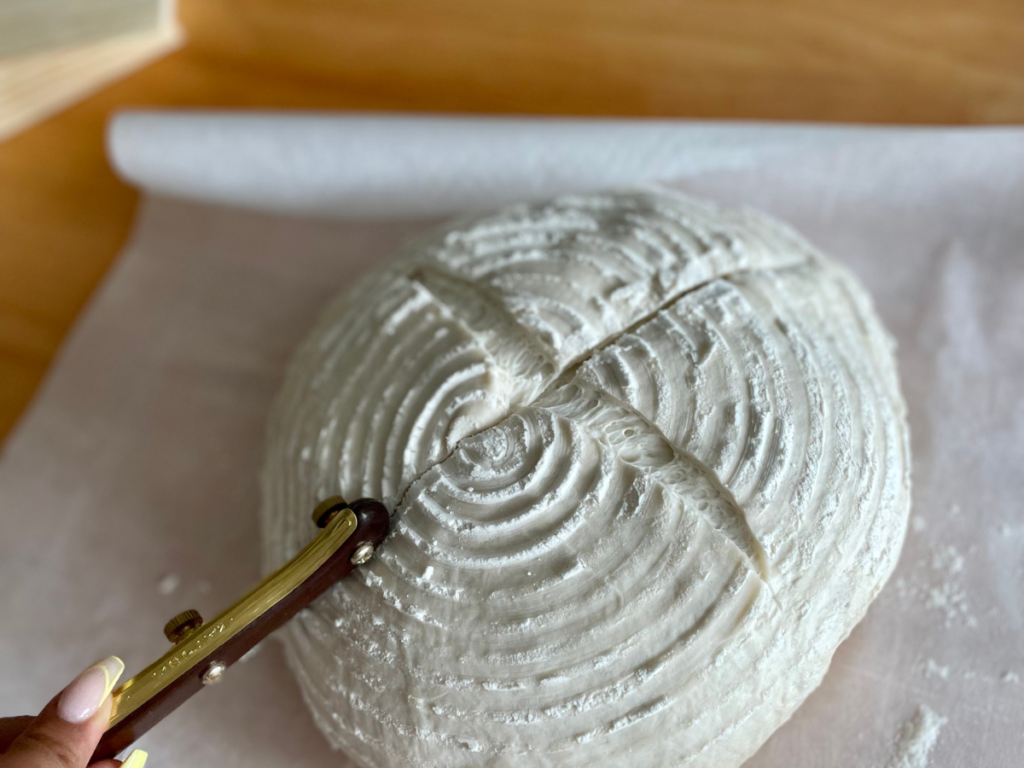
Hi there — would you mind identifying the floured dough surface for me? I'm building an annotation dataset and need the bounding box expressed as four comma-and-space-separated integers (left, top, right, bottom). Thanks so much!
260, 189, 910, 768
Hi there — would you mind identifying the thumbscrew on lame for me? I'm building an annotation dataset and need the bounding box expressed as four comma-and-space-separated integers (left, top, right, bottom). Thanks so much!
163, 610, 204, 644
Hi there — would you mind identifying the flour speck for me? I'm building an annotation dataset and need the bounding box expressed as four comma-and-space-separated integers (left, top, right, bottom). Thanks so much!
896, 545, 975, 628
885, 705, 947, 768
923, 659, 949, 680
157, 573, 181, 596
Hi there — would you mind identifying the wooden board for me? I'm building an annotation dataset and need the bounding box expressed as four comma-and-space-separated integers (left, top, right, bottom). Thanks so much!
0, 26, 181, 142
1, 0, 1022, 444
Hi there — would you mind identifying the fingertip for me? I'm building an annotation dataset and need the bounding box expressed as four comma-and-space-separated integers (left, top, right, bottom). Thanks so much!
56, 656, 124, 724
4, 674, 116, 768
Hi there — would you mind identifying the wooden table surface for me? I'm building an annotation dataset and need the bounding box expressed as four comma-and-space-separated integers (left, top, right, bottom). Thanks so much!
1, 0, 1022, 445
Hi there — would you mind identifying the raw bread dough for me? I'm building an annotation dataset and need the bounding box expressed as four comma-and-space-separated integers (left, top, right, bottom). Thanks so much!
260, 188, 910, 768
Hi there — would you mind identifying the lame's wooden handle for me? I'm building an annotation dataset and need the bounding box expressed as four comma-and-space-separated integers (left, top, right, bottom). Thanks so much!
93, 498, 390, 762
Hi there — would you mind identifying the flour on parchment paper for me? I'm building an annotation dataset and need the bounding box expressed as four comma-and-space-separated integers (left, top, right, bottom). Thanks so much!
894, 542, 976, 629
156, 573, 181, 595
922, 659, 950, 680
885, 706, 948, 768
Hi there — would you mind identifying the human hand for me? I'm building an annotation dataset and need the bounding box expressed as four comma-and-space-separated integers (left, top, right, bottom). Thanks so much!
0, 658, 146, 768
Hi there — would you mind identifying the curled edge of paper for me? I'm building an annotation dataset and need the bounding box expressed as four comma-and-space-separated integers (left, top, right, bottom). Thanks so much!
105, 111, 906, 219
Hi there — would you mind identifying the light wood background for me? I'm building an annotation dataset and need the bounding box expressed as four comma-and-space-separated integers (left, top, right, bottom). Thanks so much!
1, 0, 1023, 444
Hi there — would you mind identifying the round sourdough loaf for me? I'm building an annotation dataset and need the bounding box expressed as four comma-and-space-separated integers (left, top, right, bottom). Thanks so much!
261, 188, 910, 768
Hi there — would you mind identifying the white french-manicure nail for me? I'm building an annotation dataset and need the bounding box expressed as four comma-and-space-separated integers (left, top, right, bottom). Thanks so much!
56, 656, 124, 724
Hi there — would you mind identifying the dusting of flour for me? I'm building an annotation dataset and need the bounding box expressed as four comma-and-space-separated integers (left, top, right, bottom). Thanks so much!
885, 706, 947, 768
894, 542, 975, 628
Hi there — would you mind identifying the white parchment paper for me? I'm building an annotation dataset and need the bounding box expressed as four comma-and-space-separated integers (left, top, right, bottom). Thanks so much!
1, 115, 1022, 768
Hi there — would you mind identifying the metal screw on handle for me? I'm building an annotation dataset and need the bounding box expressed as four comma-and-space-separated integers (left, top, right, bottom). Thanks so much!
350, 542, 375, 565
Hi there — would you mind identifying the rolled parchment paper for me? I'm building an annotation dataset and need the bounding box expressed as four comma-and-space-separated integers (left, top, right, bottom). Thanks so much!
107, 112, 916, 218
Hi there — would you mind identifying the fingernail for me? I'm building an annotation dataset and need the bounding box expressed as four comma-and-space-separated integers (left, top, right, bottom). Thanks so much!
122, 749, 148, 768
56, 656, 125, 723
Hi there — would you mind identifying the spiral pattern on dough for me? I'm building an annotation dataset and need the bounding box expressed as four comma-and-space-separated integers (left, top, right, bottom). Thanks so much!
261, 189, 910, 768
